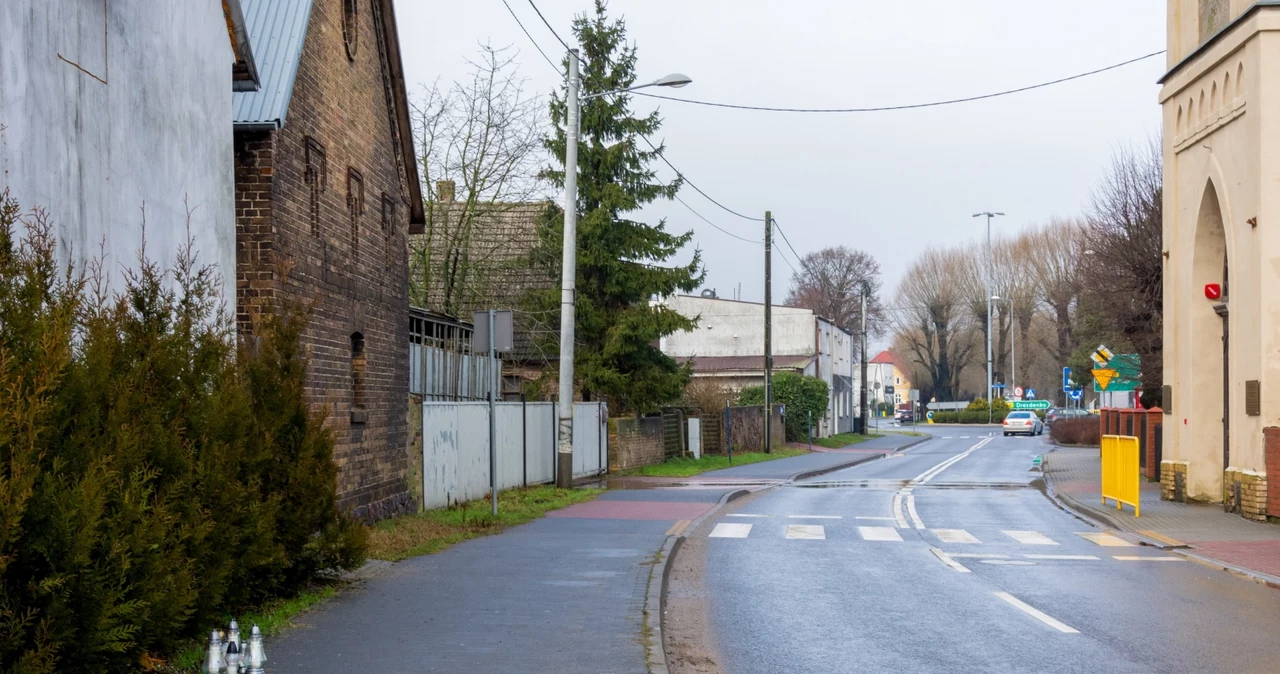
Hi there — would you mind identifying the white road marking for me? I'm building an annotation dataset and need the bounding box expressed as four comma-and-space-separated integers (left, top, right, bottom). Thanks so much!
1003, 530, 1060, 546
942, 436, 954, 439
931, 548, 971, 573
786, 525, 826, 540
933, 529, 981, 544
725, 514, 769, 518
891, 492, 909, 528
1075, 532, 1136, 547
949, 553, 1010, 559
913, 436, 993, 484
709, 523, 753, 538
982, 559, 1036, 566
1025, 554, 1100, 561
905, 491, 925, 529
960, 436, 971, 439
1113, 556, 1184, 562
859, 526, 904, 542
855, 516, 896, 521
995, 592, 1080, 634
787, 515, 842, 519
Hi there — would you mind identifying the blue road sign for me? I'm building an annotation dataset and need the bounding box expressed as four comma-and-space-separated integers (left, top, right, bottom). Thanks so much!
1062, 367, 1071, 392
994, 383, 1006, 390
1026, 388, 1037, 399
1069, 388, 1083, 401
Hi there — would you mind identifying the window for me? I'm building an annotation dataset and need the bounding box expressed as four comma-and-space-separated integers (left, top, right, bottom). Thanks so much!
342, 0, 359, 60
347, 168, 364, 257
381, 193, 396, 268
895, 377, 901, 385
304, 137, 327, 235
351, 332, 367, 424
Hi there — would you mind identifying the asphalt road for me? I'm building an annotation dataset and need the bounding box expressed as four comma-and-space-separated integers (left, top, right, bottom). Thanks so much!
695, 429, 1280, 673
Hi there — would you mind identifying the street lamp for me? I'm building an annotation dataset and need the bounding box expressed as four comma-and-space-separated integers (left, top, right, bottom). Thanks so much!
972, 212, 1003, 423
556, 49, 692, 487
991, 295, 1015, 405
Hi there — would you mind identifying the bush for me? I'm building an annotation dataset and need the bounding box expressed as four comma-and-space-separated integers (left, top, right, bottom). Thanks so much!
0, 193, 365, 673
1051, 417, 1101, 446
737, 372, 829, 442
932, 412, 958, 424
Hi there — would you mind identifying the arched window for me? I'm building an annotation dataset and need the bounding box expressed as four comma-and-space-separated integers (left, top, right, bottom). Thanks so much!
1222, 71, 1231, 104
343, 0, 359, 60
351, 332, 367, 423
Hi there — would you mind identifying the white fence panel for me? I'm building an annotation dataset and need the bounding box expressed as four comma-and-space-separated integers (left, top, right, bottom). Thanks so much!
524, 402, 556, 485
571, 403, 605, 478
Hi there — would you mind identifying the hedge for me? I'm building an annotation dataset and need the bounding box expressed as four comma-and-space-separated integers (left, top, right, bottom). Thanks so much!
0, 193, 365, 673
738, 372, 829, 441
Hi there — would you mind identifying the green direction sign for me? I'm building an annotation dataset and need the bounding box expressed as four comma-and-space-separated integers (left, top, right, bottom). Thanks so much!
1013, 400, 1050, 411
1093, 354, 1141, 392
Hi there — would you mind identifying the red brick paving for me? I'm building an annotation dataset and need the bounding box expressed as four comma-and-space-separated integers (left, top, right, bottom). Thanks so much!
547, 500, 714, 520
1189, 541, 1280, 579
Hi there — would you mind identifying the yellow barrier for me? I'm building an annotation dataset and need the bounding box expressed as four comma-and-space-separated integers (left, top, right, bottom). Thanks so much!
1101, 435, 1141, 517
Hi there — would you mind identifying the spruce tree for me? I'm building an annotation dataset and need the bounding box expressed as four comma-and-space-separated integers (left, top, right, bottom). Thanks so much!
530, 0, 704, 413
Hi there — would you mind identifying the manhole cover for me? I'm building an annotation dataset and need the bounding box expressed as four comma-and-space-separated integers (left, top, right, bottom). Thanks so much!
981, 559, 1036, 566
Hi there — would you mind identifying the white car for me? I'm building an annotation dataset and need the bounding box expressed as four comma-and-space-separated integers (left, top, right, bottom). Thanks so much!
1002, 411, 1043, 437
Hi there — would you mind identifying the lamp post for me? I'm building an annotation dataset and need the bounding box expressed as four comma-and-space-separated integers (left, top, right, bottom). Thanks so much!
972, 212, 1003, 423
991, 295, 1015, 403
556, 48, 691, 487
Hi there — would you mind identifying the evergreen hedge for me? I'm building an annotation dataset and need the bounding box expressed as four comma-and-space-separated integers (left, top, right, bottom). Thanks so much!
0, 193, 366, 673
738, 372, 830, 442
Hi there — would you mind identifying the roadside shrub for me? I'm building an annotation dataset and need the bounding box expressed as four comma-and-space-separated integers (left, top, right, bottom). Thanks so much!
932, 412, 958, 424
738, 372, 829, 441
0, 192, 365, 673
1051, 417, 1101, 446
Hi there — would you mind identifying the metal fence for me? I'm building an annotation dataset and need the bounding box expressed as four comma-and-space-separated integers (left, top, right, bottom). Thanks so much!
421, 401, 607, 509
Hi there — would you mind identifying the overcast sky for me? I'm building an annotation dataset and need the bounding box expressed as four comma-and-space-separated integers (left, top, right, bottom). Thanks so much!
394, 0, 1165, 311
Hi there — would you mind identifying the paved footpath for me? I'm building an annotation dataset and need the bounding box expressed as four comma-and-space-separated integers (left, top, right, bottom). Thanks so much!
1045, 446, 1280, 581
265, 436, 920, 673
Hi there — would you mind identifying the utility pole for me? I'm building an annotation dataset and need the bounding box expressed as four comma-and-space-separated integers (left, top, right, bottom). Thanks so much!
860, 287, 869, 434
555, 50, 581, 488
763, 210, 773, 454
973, 212, 1003, 423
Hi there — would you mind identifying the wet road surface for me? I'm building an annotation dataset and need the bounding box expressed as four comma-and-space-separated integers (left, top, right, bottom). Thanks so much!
696, 430, 1280, 673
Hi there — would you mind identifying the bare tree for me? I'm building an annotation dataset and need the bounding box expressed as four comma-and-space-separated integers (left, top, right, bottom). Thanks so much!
892, 247, 975, 401
1078, 137, 1163, 406
1027, 218, 1085, 374
785, 246, 886, 349
409, 44, 546, 316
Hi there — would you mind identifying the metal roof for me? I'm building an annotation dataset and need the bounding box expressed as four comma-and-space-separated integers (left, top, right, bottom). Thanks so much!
232, 0, 315, 128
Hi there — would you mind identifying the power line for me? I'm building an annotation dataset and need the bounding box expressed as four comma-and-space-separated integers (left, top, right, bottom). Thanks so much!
499, 0, 563, 78
631, 50, 1165, 113
525, 0, 572, 51
674, 194, 762, 244
637, 134, 763, 222
770, 217, 805, 268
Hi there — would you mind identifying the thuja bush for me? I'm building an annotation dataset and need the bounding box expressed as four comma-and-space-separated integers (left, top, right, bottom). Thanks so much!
738, 372, 830, 441
0, 192, 365, 673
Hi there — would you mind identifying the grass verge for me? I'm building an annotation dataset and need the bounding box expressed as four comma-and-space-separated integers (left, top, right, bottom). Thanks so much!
813, 432, 882, 449
367, 485, 602, 562
622, 447, 810, 477
165, 586, 338, 672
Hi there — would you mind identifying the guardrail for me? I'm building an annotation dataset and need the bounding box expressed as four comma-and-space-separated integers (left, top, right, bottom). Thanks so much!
1101, 435, 1141, 516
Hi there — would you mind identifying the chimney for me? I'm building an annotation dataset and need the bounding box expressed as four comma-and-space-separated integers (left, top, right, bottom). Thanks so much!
436, 180, 456, 202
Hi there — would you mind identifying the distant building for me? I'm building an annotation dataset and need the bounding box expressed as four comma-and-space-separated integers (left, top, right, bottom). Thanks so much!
1160, 0, 1277, 519
0, 0, 257, 308
658, 294, 857, 437
232, 0, 424, 521
869, 350, 914, 411
408, 180, 557, 394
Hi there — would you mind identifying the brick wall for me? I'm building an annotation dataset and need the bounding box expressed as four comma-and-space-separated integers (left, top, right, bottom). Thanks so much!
1161, 460, 1189, 502
1223, 468, 1268, 522
609, 417, 666, 471
233, 0, 414, 521
1266, 427, 1279, 517
1144, 408, 1163, 480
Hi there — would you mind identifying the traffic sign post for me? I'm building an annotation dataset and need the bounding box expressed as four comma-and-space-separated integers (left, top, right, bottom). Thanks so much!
1013, 400, 1050, 411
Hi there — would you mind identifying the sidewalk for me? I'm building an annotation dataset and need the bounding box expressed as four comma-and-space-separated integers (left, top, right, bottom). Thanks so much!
1045, 446, 1280, 582
267, 483, 743, 673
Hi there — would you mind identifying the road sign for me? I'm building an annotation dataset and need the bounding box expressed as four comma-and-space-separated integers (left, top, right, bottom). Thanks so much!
1014, 386, 1025, 398
1070, 388, 1083, 401
1013, 400, 1050, 411
1026, 388, 1037, 399
1093, 354, 1141, 392
1091, 344, 1114, 366
1062, 367, 1072, 392
1092, 368, 1118, 390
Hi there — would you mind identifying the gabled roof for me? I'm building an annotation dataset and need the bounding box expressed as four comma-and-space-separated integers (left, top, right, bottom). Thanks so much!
223, 0, 260, 91
232, 0, 424, 227
232, 0, 314, 127
870, 350, 910, 374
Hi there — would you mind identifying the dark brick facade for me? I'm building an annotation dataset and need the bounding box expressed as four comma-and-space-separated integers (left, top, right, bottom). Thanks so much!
1266, 427, 1279, 517
234, 0, 422, 521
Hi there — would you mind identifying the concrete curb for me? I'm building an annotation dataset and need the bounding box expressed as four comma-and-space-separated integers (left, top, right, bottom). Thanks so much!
1042, 450, 1280, 590
787, 435, 932, 483
644, 488, 749, 674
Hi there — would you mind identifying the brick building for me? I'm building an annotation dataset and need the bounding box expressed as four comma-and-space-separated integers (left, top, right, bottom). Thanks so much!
233, 0, 424, 520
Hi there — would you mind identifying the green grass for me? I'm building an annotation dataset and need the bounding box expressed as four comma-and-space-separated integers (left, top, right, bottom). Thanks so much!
166, 586, 338, 672
366, 485, 603, 562
622, 447, 810, 477
813, 432, 882, 449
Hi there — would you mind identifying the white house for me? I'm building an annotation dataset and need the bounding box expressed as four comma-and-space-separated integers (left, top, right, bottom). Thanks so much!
658, 293, 858, 437
0, 1, 257, 308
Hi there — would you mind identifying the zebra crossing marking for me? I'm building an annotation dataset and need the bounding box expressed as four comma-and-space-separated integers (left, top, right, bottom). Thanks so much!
786, 525, 826, 540
1004, 530, 1060, 546
1075, 532, 1135, 547
933, 529, 982, 544
709, 523, 752, 538
858, 526, 904, 542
